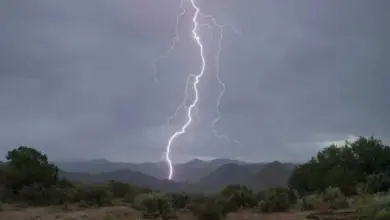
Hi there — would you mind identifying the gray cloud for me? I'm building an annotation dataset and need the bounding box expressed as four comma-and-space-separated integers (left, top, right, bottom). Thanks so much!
0, 0, 389, 163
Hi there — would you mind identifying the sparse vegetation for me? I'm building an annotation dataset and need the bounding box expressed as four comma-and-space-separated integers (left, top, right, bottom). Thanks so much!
167, 191, 190, 211
258, 187, 291, 212
135, 192, 174, 219
0, 136, 389, 219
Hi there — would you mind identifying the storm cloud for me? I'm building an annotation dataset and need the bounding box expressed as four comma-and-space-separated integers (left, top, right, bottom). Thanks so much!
0, 0, 389, 163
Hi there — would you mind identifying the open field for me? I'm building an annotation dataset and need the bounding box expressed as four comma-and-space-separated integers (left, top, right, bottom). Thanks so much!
0, 205, 359, 220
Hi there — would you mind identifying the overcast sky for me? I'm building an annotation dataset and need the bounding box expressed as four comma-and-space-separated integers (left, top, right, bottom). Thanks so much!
0, 0, 389, 163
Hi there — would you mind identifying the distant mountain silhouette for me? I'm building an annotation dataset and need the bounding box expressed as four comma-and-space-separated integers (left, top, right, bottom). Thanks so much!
56, 159, 296, 192
56, 159, 169, 179
173, 158, 245, 182
59, 169, 184, 192
189, 163, 253, 193
247, 161, 294, 191
55, 158, 246, 183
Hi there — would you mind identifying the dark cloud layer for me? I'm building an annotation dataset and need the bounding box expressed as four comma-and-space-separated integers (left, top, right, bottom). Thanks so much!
1, 0, 389, 163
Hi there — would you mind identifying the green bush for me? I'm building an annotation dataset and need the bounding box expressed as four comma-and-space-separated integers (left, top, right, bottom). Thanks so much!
108, 181, 135, 198
136, 192, 174, 220
191, 196, 227, 220
123, 191, 137, 204
296, 194, 323, 211
259, 188, 290, 212
295, 187, 349, 211
78, 185, 113, 207
185, 194, 208, 213
167, 191, 190, 210
48, 185, 77, 205
321, 187, 349, 209
18, 183, 49, 206
359, 195, 390, 220
288, 137, 390, 196
220, 185, 256, 210
366, 173, 390, 194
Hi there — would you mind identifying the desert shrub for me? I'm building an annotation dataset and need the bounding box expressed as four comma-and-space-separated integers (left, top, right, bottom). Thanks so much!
123, 191, 137, 204
220, 185, 256, 210
297, 193, 323, 211
48, 185, 77, 205
256, 190, 266, 201
0, 184, 4, 201
57, 178, 75, 189
259, 188, 290, 212
18, 183, 49, 205
78, 185, 113, 207
231, 188, 256, 209
366, 173, 390, 194
359, 195, 390, 220
167, 191, 190, 210
321, 187, 349, 209
185, 194, 208, 213
136, 192, 174, 219
108, 180, 133, 198
191, 196, 227, 220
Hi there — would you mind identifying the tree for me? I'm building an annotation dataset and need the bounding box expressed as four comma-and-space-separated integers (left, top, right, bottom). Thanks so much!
5, 146, 59, 193
288, 137, 390, 196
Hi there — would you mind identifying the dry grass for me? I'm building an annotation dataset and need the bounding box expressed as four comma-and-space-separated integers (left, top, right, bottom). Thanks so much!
0, 204, 358, 220
227, 210, 312, 220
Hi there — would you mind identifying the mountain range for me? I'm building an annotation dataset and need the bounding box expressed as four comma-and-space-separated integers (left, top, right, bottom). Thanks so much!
56, 159, 297, 193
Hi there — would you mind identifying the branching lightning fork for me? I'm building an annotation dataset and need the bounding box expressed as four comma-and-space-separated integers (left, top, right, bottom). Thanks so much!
156, 0, 241, 180
152, 0, 186, 84
202, 14, 242, 145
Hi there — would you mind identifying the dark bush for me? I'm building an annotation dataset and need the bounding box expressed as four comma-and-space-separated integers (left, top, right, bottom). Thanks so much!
78, 185, 113, 207
136, 192, 174, 220
167, 191, 190, 210
258, 188, 290, 212
192, 196, 227, 220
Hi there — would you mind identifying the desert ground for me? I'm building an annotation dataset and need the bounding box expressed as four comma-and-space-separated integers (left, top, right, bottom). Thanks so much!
0, 207, 306, 220
0, 204, 358, 220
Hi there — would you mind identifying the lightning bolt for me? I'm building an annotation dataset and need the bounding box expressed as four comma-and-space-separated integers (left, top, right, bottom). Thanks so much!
163, 0, 207, 180
156, 0, 241, 180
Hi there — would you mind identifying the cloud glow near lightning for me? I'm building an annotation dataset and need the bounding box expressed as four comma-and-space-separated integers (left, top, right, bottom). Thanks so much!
156, 0, 240, 180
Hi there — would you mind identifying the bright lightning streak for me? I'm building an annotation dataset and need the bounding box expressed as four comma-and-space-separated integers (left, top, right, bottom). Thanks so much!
158, 0, 241, 180
164, 0, 206, 180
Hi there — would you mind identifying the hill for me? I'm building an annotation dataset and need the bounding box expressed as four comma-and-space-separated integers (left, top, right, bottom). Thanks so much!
192, 161, 295, 192
56, 158, 248, 183
56, 160, 294, 193
173, 158, 246, 182
55, 159, 169, 179
247, 161, 293, 191
189, 163, 254, 193
59, 169, 184, 192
